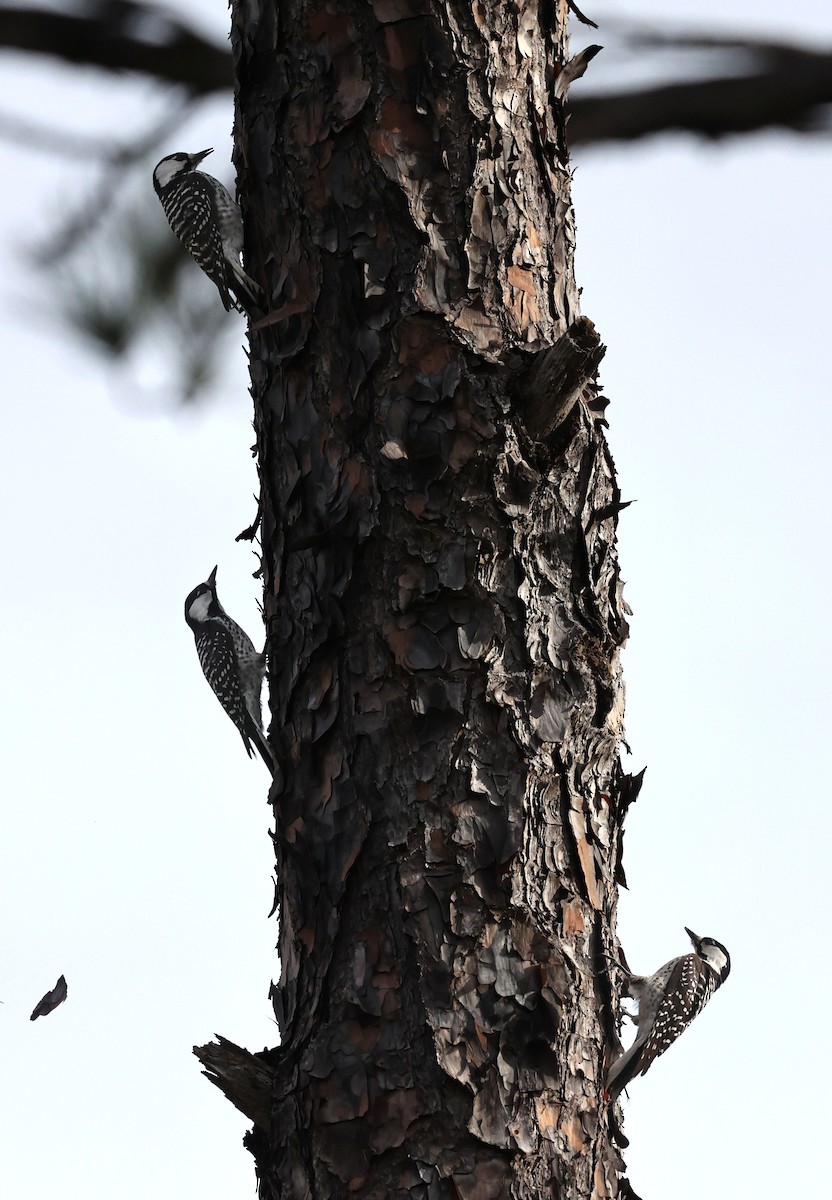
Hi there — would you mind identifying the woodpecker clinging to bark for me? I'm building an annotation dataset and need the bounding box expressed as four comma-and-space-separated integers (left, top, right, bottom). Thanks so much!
184, 567, 273, 774
152, 149, 261, 314
606, 928, 730, 1099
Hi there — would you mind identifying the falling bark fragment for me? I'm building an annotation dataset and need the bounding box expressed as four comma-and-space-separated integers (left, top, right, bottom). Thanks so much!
29, 974, 67, 1021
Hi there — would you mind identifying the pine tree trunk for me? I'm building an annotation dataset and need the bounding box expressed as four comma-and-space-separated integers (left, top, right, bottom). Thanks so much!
197, 4, 638, 1196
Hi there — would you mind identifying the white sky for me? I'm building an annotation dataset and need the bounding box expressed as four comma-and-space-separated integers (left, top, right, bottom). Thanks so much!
0, 1, 829, 1196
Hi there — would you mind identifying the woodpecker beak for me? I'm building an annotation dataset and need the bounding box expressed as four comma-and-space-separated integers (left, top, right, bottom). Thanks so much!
207, 565, 218, 588
192, 148, 213, 165
684, 927, 701, 947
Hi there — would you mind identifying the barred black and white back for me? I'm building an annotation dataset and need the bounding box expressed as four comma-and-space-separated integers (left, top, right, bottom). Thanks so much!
606, 928, 730, 1099
184, 566, 273, 774
153, 149, 261, 315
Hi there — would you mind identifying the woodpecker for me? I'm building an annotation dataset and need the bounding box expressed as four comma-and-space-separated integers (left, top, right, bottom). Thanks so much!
152, 149, 261, 314
606, 928, 730, 1099
184, 567, 273, 774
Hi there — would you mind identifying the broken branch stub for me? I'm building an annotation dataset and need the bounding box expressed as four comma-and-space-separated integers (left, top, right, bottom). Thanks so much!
521, 317, 606, 441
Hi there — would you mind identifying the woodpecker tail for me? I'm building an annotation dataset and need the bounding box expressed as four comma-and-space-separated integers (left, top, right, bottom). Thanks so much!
605, 1037, 646, 1100
242, 715, 275, 777
228, 259, 263, 315
251, 725, 275, 777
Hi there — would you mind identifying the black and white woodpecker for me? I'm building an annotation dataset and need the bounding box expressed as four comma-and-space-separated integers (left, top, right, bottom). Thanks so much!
606, 927, 731, 1099
184, 567, 273, 774
152, 149, 261, 314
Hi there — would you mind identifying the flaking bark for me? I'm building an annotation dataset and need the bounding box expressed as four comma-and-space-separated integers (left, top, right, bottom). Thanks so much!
202, 2, 639, 1196
521, 317, 606, 441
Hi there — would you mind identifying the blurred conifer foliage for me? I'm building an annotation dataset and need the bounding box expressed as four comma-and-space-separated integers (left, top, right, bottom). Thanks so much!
2, 1, 830, 400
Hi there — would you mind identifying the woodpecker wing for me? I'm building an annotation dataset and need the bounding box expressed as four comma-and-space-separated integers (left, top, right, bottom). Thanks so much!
608, 954, 716, 1099
228, 260, 263, 314
194, 625, 255, 755
635, 955, 717, 1076
201, 172, 261, 314
161, 174, 233, 310
608, 957, 696, 1096
208, 175, 245, 255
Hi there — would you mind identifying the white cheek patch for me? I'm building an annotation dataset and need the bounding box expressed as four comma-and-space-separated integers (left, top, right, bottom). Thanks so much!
701, 944, 729, 974
154, 159, 186, 189
188, 592, 212, 622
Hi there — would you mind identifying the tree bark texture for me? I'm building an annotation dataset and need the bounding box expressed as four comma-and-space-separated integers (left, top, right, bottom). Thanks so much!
207, 2, 639, 1196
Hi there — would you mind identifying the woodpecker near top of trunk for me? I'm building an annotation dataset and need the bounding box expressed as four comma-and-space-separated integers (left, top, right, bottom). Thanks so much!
153, 149, 262, 315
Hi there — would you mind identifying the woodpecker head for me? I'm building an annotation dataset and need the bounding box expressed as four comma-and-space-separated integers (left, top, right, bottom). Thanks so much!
184, 566, 220, 627
153, 148, 213, 193
685, 928, 731, 982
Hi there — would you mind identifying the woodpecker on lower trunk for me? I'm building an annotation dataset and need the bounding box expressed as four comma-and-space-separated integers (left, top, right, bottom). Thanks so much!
184, 567, 273, 774
606, 927, 731, 1099
153, 149, 261, 315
